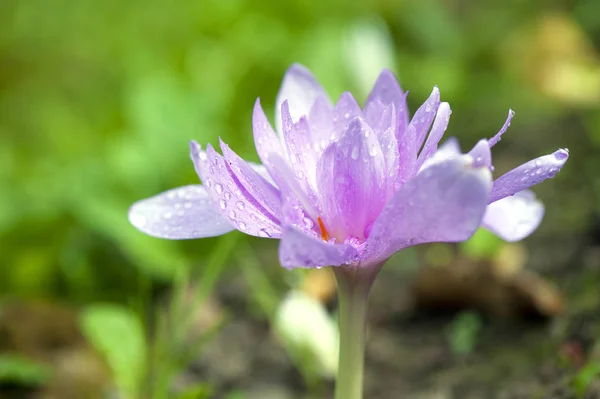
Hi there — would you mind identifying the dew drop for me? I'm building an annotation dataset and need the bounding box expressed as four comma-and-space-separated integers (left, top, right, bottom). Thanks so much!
229, 210, 236, 220
215, 183, 223, 194
224, 191, 231, 200
303, 217, 314, 229
258, 229, 271, 237
163, 212, 172, 219
238, 221, 247, 231
206, 179, 213, 188
236, 201, 245, 210
351, 146, 360, 160
219, 199, 227, 209
167, 191, 176, 199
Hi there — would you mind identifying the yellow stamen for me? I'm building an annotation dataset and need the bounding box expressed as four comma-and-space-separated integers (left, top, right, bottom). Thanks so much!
317, 217, 330, 242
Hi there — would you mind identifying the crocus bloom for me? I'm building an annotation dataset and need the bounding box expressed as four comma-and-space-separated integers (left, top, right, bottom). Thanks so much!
128, 64, 568, 270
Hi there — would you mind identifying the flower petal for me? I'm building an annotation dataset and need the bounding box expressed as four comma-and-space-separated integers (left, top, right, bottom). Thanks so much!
365, 69, 408, 131
253, 98, 286, 168
482, 190, 544, 242
411, 86, 441, 151
468, 139, 492, 169
332, 118, 386, 239
490, 149, 569, 203
219, 139, 283, 221
275, 64, 330, 137
488, 109, 515, 148
308, 95, 336, 153
333, 92, 363, 134
281, 101, 320, 190
418, 137, 461, 172
397, 87, 441, 182
278, 226, 358, 269
128, 185, 235, 239
364, 101, 399, 195
190, 141, 283, 238
365, 157, 492, 263
417, 102, 451, 168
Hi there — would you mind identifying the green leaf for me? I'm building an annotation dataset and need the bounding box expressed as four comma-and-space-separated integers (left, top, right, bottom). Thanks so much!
80, 304, 147, 398
0, 354, 52, 386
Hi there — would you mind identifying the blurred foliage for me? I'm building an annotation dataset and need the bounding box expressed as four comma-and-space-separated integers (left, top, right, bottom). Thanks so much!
446, 311, 483, 356
80, 304, 147, 398
1, 0, 600, 396
0, 354, 52, 386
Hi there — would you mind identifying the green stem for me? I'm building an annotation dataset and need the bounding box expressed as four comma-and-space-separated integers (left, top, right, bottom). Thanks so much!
333, 267, 379, 399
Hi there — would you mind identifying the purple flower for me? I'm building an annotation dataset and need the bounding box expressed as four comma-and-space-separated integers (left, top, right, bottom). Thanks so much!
128, 64, 568, 269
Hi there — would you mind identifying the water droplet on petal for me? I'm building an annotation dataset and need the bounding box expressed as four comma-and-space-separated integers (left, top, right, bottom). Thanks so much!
163, 212, 172, 219
303, 217, 314, 229
229, 211, 236, 220
351, 146, 359, 160
238, 221, 247, 231
219, 199, 227, 209
224, 191, 231, 200
215, 183, 223, 194
258, 229, 271, 237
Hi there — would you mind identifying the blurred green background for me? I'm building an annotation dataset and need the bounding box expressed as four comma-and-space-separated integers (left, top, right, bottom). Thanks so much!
1, 0, 600, 398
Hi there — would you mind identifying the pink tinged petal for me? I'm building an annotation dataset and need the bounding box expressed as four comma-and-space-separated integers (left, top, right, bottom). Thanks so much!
316, 143, 346, 240
253, 99, 287, 170
190, 141, 283, 238
417, 102, 451, 168
253, 104, 320, 217
489, 149, 569, 203
275, 64, 330, 137
365, 157, 493, 263
396, 123, 418, 183
128, 185, 235, 239
278, 226, 359, 269
332, 118, 386, 239
410, 86, 441, 150
281, 101, 320, 190
468, 139, 492, 169
333, 92, 363, 134
488, 109, 515, 148
364, 101, 399, 195
482, 190, 544, 242
365, 69, 408, 130
263, 152, 320, 222
219, 139, 283, 221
